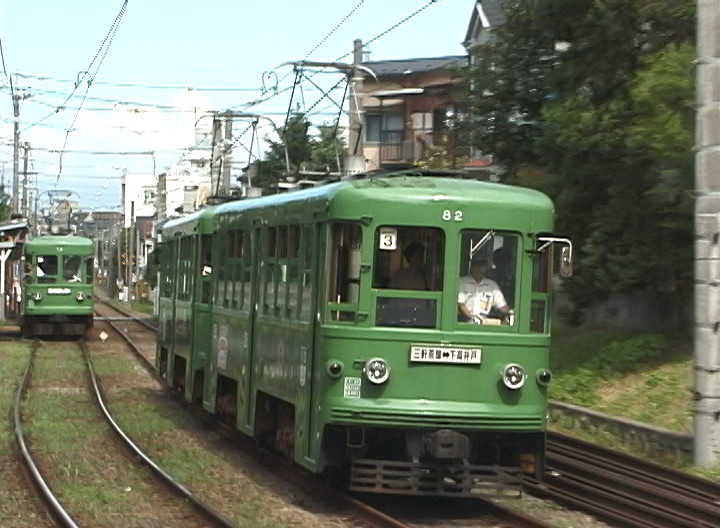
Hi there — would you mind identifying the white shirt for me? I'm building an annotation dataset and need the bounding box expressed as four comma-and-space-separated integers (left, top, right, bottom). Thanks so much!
457, 275, 507, 317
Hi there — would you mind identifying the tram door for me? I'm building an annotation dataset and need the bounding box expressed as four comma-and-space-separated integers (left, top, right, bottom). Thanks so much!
189, 234, 213, 403
242, 225, 262, 432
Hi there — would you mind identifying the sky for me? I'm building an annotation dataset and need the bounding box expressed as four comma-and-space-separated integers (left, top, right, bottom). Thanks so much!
0, 0, 477, 213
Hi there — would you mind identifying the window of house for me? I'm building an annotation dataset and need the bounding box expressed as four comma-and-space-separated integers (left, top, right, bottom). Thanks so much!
365, 113, 404, 142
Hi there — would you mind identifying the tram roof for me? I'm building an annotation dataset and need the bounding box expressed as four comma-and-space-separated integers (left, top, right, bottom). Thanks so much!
160, 171, 554, 235
25, 234, 94, 251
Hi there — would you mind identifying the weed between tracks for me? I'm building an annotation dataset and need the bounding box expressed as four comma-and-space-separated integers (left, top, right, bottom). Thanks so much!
88, 333, 357, 528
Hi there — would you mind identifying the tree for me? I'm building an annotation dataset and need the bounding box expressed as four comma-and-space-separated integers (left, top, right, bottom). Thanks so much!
0, 185, 10, 222
255, 112, 347, 190
463, 0, 695, 317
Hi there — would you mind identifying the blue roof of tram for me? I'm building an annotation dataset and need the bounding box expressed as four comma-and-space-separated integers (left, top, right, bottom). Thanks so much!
160, 174, 553, 234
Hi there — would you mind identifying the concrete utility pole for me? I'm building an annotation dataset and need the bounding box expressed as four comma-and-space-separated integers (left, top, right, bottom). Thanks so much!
347, 38, 366, 175
695, 0, 720, 467
156, 172, 166, 221
21, 142, 30, 218
222, 115, 233, 196
12, 92, 21, 213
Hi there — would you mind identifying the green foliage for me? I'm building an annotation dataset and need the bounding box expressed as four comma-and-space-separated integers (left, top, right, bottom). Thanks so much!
463, 0, 696, 315
256, 112, 347, 190
0, 185, 10, 222
551, 333, 669, 404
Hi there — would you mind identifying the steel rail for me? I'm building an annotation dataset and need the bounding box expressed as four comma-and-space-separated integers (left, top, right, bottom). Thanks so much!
12, 341, 81, 528
79, 338, 241, 528
520, 432, 720, 528
96, 302, 557, 528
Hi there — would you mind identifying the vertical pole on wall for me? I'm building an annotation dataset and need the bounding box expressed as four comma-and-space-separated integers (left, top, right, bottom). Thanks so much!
694, 0, 720, 467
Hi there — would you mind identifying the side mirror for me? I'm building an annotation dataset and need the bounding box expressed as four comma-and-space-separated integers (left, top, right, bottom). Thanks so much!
202, 265, 212, 277
560, 246, 573, 278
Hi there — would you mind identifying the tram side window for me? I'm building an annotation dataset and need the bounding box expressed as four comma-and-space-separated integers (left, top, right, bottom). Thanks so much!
198, 234, 213, 304
457, 230, 518, 327
327, 223, 362, 321
530, 244, 552, 333
373, 227, 444, 329
299, 225, 314, 321
284, 225, 301, 318
213, 231, 226, 306
178, 237, 193, 301
160, 241, 176, 299
36, 255, 58, 284
241, 231, 253, 309
63, 255, 82, 282
227, 230, 244, 309
86, 257, 94, 284
261, 227, 277, 315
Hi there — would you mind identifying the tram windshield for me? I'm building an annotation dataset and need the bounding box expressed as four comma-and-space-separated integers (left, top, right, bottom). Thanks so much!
36, 255, 58, 283
457, 230, 518, 327
373, 226, 444, 328
63, 256, 83, 282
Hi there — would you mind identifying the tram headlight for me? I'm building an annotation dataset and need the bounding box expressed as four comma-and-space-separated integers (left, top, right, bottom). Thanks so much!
502, 364, 526, 390
536, 368, 553, 387
76, 292, 85, 302
364, 358, 390, 385
32, 292, 42, 302
325, 360, 344, 378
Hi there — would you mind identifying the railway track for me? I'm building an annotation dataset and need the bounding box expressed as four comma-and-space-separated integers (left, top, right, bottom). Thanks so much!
12, 339, 237, 528
95, 298, 556, 528
524, 432, 720, 528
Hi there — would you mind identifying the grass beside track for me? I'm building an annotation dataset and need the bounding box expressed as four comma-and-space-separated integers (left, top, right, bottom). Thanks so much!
0, 341, 54, 527
25, 341, 203, 526
548, 325, 720, 479
89, 342, 300, 528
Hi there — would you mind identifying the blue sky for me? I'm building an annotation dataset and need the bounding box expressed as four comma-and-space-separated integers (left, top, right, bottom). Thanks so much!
0, 0, 477, 211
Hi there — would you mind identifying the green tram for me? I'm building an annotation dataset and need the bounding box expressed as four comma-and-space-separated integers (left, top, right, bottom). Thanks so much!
23, 234, 95, 337
157, 171, 572, 496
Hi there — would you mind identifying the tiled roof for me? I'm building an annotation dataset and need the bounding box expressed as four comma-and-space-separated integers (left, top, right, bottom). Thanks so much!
362, 55, 467, 77
464, 0, 507, 46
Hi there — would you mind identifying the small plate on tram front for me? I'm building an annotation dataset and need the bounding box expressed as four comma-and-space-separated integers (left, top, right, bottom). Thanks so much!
409, 345, 482, 364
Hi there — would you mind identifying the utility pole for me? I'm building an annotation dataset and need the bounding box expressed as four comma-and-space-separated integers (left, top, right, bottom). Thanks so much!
11, 79, 31, 213
695, 0, 720, 467
12, 92, 21, 213
222, 115, 233, 197
21, 142, 30, 218
156, 172, 166, 221
346, 38, 366, 175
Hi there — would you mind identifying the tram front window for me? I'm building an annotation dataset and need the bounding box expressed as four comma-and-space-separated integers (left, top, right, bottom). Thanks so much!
63, 256, 82, 282
457, 230, 518, 327
374, 227, 444, 328
36, 255, 58, 284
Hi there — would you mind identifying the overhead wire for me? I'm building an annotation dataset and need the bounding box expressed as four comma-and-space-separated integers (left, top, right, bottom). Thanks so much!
21, 1, 129, 133
57, 0, 129, 184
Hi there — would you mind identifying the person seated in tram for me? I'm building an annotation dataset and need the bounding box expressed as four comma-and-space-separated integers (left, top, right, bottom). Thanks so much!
457, 254, 510, 323
389, 242, 429, 290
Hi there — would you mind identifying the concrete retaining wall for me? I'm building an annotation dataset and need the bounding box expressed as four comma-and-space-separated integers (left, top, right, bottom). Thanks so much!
549, 400, 693, 465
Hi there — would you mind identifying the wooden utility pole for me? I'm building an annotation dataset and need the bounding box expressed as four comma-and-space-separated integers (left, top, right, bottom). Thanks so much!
695, 0, 720, 467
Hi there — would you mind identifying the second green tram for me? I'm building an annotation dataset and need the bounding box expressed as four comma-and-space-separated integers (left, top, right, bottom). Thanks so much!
156, 171, 572, 496
23, 234, 95, 337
